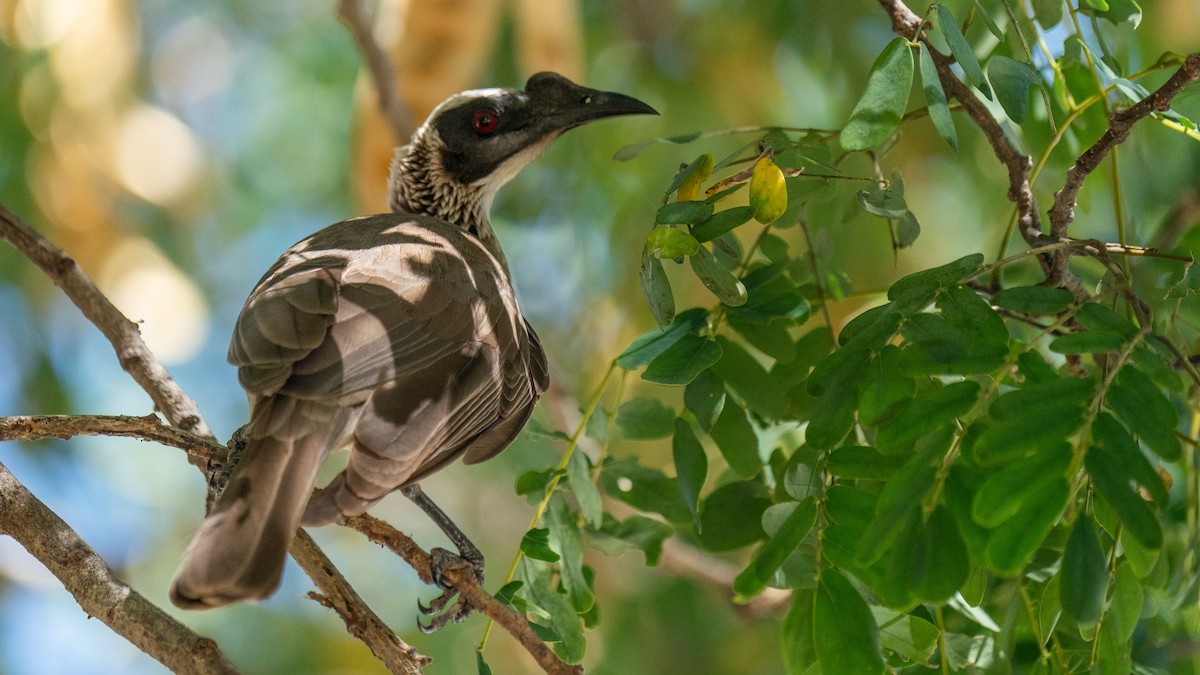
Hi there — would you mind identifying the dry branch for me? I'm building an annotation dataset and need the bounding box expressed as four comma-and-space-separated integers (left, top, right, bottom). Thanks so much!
0, 460, 237, 675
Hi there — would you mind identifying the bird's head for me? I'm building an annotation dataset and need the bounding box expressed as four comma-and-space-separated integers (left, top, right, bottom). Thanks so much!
388, 73, 656, 236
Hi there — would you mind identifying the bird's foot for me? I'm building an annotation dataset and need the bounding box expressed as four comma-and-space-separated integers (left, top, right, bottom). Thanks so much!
416, 547, 485, 633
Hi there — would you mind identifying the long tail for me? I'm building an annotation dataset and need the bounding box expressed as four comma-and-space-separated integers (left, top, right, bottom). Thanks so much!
170, 397, 343, 609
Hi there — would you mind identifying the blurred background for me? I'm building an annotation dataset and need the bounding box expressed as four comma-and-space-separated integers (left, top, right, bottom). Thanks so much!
1, 0, 1199, 673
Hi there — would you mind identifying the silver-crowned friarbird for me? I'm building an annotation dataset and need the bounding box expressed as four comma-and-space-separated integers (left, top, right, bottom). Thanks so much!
170, 73, 655, 628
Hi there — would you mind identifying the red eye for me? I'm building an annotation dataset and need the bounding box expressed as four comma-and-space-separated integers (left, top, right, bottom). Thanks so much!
472, 110, 499, 134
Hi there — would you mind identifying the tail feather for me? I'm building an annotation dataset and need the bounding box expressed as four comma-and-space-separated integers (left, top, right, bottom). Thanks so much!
170, 400, 342, 609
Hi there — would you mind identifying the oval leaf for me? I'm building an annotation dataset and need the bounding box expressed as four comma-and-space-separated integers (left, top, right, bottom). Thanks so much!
814, 571, 886, 675
733, 497, 817, 601
749, 157, 788, 223
642, 333, 723, 386
690, 244, 748, 306
691, 205, 755, 242
645, 226, 699, 258
918, 44, 957, 152
841, 37, 915, 151
640, 251, 675, 328
672, 417, 707, 530
1060, 515, 1108, 627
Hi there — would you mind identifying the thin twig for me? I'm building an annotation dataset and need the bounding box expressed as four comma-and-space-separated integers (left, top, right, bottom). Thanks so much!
336, 0, 413, 143
0, 460, 238, 675
0, 413, 226, 464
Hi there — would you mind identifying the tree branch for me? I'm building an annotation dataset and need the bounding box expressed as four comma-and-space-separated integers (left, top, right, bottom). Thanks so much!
0, 460, 237, 675
0, 414, 225, 464
1048, 53, 1200, 235
0, 205, 212, 439
344, 513, 583, 675
337, 0, 414, 143
0, 205, 428, 672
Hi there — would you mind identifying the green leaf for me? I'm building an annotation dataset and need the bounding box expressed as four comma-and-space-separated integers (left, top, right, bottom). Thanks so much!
690, 206, 755, 242
887, 254, 984, 309
617, 307, 706, 369
684, 369, 725, 431
642, 334, 723, 385
615, 396, 676, 439
827, 446, 904, 481
1048, 329, 1128, 354
872, 607, 939, 662
521, 559, 585, 663
1081, 0, 1142, 26
985, 477, 1069, 575
645, 226, 699, 258
814, 571, 886, 675
749, 157, 788, 223
1108, 562, 1143, 642
805, 371, 859, 450
993, 285, 1074, 314
1076, 303, 1138, 338
655, 200, 714, 225
667, 152, 715, 199
545, 494, 595, 614
584, 513, 672, 566
899, 506, 970, 603
600, 457, 692, 525
895, 210, 921, 248
697, 480, 772, 552
973, 0, 1005, 40
936, 5, 987, 91
730, 319, 796, 363
1060, 515, 1108, 627
711, 337, 787, 419
566, 450, 603, 528
857, 186, 908, 219
1031, 0, 1064, 27
1167, 258, 1200, 298
875, 380, 980, 454
734, 497, 817, 601
690, 244, 748, 306
899, 315, 1007, 375
476, 650, 494, 675
515, 468, 557, 498
1093, 413, 1168, 507
783, 590, 818, 674
709, 400, 761, 478
612, 131, 702, 161
987, 56, 1041, 124
972, 442, 1071, 527
939, 285, 1009, 346
672, 418, 707, 531
841, 37, 915, 151
857, 430, 949, 566
1107, 365, 1181, 461
1086, 446, 1164, 550
640, 251, 675, 328
521, 527, 560, 563
858, 345, 915, 427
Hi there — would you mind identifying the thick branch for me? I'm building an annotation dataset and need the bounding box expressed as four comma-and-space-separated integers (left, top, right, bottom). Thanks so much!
345, 513, 583, 675
337, 0, 413, 142
1048, 53, 1200, 235
0, 205, 212, 439
0, 460, 236, 675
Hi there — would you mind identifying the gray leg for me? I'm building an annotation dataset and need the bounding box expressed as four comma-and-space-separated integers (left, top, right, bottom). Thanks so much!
401, 483, 484, 632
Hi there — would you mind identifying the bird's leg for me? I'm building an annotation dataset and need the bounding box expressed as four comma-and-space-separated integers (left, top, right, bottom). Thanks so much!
400, 483, 485, 632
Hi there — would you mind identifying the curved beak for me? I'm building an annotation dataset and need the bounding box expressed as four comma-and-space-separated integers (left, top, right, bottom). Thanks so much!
525, 72, 658, 132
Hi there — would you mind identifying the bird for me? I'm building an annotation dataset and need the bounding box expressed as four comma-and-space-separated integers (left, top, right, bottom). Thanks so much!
169, 72, 656, 625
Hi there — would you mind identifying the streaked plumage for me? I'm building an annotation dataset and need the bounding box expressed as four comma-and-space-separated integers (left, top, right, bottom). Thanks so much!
170, 72, 654, 609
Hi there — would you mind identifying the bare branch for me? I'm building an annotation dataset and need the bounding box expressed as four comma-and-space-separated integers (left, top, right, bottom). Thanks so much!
0, 413, 225, 465
291, 529, 431, 675
345, 513, 583, 675
1049, 53, 1200, 235
337, 0, 413, 142
0, 205, 212, 439
0, 460, 237, 675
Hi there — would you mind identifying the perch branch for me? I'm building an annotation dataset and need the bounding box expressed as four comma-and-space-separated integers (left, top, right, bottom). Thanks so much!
336, 0, 414, 142
344, 513, 583, 675
0, 205, 427, 671
0, 460, 237, 675
0, 204, 211, 439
